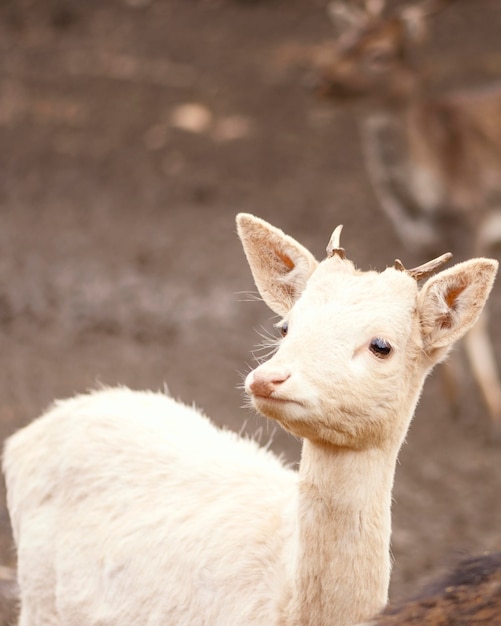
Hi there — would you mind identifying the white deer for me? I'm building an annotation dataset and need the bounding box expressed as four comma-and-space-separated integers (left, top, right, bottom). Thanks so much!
3, 214, 498, 626
314, 0, 501, 435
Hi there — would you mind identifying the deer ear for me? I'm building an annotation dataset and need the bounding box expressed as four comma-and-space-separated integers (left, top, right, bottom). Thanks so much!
418, 259, 498, 362
236, 213, 318, 317
328, 1, 366, 33
400, 7, 429, 42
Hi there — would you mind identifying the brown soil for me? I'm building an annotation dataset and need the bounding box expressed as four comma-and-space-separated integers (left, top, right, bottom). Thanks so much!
0, 0, 500, 613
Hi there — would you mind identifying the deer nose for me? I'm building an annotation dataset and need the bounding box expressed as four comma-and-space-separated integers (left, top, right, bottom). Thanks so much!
247, 369, 291, 399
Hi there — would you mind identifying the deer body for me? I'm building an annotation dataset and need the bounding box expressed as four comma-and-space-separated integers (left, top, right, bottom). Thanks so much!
3, 214, 498, 626
6, 392, 395, 626
7, 390, 297, 626
316, 0, 501, 429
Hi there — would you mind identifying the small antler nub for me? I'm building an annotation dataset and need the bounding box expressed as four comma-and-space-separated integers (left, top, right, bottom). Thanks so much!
394, 259, 406, 272
326, 225, 346, 259
394, 252, 453, 281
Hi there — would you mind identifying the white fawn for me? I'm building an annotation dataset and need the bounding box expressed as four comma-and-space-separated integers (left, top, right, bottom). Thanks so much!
3, 214, 498, 626
314, 0, 501, 435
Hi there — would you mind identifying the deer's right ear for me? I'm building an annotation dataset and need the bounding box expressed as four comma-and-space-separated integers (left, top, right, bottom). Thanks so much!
417, 258, 498, 363
236, 214, 318, 317
400, 6, 431, 43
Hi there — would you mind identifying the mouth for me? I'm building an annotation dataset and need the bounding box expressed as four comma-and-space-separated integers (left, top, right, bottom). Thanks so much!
251, 394, 303, 409
252, 394, 286, 404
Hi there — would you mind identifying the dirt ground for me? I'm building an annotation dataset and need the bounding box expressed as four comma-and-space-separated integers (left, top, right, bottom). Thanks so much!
0, 0, 500, 611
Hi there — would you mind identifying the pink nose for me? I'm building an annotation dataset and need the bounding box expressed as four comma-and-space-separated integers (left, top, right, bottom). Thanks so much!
248, 370, 290, 398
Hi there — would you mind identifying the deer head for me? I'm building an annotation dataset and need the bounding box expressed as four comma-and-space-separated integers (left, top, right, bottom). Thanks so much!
238, 213, 497, 451
315, 0, 456, 106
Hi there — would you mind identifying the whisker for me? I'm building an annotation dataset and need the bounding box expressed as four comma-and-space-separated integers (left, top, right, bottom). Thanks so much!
234, 290, 263, 303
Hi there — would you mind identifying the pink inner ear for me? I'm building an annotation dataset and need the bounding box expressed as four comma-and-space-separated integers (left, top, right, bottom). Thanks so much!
437, 279, 468, 330
445, 282, 467, 310
276, 250, 295, 272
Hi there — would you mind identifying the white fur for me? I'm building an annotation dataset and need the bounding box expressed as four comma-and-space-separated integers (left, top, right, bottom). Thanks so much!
6, 389, 295, 625
3, 214, 498, 626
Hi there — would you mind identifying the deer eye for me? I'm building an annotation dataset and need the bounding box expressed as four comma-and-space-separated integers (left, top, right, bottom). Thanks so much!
280, 321, 289, 337
369, 337, 392, 359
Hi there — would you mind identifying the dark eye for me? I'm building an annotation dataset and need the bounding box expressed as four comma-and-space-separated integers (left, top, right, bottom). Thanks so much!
369, 337, 392, 359
280, 321, 288, 337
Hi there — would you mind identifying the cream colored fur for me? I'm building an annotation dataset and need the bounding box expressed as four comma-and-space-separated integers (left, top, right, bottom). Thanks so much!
3, 213, 498, 626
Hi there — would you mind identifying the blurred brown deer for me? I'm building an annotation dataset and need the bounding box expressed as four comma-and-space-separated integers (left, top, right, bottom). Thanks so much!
314, 0, 501, 437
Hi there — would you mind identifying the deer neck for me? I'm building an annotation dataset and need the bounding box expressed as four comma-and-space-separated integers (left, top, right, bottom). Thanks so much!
360, 79, 428, 133
283, 440, 398, 626
365, 67, 427, 119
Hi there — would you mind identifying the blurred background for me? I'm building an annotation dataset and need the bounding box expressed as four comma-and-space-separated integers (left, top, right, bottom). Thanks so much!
0, 0, 500, 605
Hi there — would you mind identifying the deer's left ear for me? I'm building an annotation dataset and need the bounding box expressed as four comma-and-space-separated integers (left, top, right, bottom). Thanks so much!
418, 259, 498, 362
